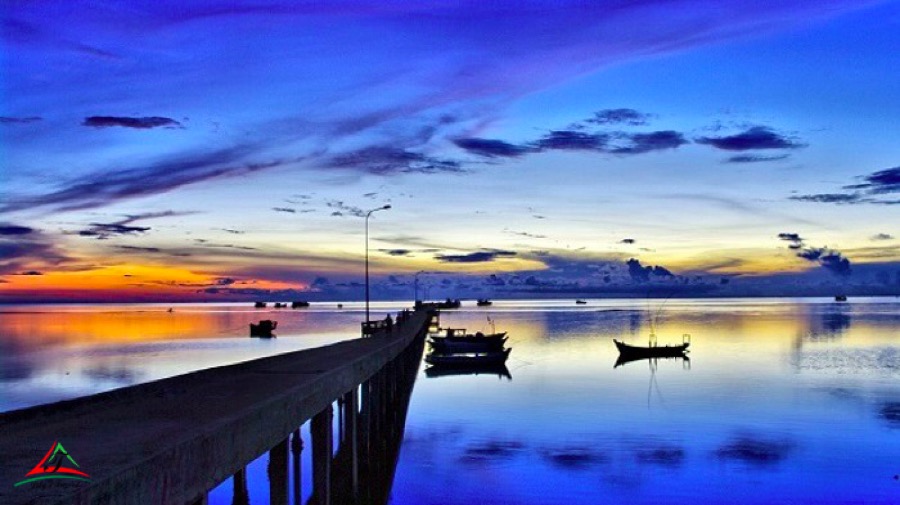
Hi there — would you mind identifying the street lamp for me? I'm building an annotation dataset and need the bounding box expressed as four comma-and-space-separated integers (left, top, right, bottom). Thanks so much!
365, 204, 391, 323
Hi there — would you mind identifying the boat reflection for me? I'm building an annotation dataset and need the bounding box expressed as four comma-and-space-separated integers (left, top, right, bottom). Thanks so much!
614, 353, 690, 369
424, 363, 512, 380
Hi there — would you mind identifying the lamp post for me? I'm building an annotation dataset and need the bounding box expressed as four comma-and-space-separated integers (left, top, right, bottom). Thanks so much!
365, 204, 391, 323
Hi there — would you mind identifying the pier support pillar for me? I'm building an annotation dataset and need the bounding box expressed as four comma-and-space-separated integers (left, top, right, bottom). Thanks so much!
311, 405, 333, 505
232, 468, 249, 505
268, 437, 289, 505
291, 428, 303, 505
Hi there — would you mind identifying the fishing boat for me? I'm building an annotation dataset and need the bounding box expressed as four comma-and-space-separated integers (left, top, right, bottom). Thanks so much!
291, 300, 310, 308
250, 320, 277, 338
425, 348, 512, 366
613, 339, 689, 358
273, 302, 287, 308
429, 336, 508, 353
476, 298, 493, 306
254, 301, 267, 308
835, 295, 847, 302
575, 299, 587, 305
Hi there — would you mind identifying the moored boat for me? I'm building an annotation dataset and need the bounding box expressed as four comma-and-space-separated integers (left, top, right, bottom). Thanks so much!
613, 339, 688, 357
250, 320, 277, 338
254, 301, 267, 308
292, 300, 310, 308
476, 298, 493, 306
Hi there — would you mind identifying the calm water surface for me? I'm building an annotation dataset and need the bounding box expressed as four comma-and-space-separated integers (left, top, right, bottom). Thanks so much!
1, 298, 898, 503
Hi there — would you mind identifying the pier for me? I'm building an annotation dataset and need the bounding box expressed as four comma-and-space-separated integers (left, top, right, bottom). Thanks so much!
0, 307, 436, 505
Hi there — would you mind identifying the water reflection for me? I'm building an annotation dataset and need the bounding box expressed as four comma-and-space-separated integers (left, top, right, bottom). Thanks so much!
424, 363, 512, 380
613, 353, 690, 369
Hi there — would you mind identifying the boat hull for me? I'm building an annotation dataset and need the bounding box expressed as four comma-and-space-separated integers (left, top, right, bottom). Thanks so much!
429, 336, 507, 353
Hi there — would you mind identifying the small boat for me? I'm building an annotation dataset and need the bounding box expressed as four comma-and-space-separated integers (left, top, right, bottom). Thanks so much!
613, 339, 689, 358
337, 303, 343, 309
429, 336, 508, 353
254, 301, 267, 308
476, 298, 493, 306
425, 348, 512, 366
835, 295, 847, 302
274, 302, 287, 308
425, 363, 512, 380
291, 301, 310, 308
436, 328, 508, 341
250, 320, 277, 338
575, 299, 587, 305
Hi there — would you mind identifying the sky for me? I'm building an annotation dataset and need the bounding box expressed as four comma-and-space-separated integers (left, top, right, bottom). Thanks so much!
1, 0, 899, 302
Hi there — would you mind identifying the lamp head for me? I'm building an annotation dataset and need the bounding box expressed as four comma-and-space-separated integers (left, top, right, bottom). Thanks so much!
382, 204, 392, 210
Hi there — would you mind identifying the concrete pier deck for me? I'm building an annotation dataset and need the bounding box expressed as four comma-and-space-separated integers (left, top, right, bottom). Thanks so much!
0, 308, 434, 505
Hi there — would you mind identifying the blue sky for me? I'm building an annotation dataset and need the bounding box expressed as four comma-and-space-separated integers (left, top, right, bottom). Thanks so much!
1, 1, 898, 301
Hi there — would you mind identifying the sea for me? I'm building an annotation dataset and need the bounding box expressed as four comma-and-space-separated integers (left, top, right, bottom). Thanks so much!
1, 297, 898, 504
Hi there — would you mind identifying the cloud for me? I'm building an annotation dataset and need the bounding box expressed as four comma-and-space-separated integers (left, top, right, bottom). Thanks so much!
585, 108, 651, 126
726, 154, 790, 163
82, 116, 183, 129
116, 245, 161, 253
871, 233, 894, 241
272, 207, 296, 213
1, 146, 283, 212
609, 131, 687, 154
796, 246, 852, 276
453, 138, 534, 158
696, 126, 805, 151
505, 229, 548, 239
436, 250, 517, 263
329, 146, 463, 175
0, 116, 42, 124
789, 193, 864, 204
847, 166, 900, 194
792, 167, 900, 206
626, 258, 674, 282
534, 130, 607, 151
0, 224, 34, 235
777, 232, 804, 250
75, 210, 195, 239
620, 238, 635, 244
325, 200, 367, 218
382, 249, 412, 256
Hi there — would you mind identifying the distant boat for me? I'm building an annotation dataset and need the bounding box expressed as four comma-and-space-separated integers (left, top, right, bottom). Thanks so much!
613, 339, 689, 358
250, 320, 277, 338
337, 303, 344, 309
575, 299, 587, 305
273, 302, 287, 308
254, 301, 267, 308
476, 298, 493, 306
425, 348, 512, 367
835, 295, 848, 302
291, 301, 310, 308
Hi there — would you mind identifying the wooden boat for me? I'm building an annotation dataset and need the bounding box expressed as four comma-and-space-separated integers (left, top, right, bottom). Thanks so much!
425, 363, 511, 380
250, 320, 277, 337
254, 301, 267, 308
425, 348, 512, 366
436, 328, 507, 341
613, 339, 688, 358
291, 301, 310, 308
476, 298, 493, 306
429, 336, 508, 353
